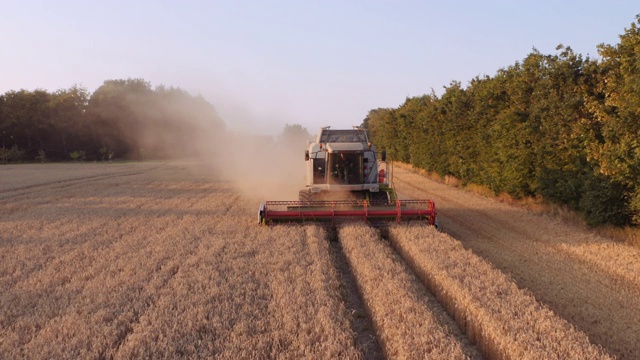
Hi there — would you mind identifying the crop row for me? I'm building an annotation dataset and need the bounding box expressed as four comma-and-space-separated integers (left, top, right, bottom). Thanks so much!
393, 164, 640, 359
338, 224, 480, 359
389, 224, 612, 360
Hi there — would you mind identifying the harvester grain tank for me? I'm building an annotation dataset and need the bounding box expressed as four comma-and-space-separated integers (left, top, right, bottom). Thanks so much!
259, 126, 437, 226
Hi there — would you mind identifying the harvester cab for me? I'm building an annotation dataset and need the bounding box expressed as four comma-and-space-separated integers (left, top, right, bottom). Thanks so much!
259, 126, 437, 227
301, 126, 393, 202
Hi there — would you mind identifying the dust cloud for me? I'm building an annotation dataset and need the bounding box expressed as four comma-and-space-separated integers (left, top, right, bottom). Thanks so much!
119, 85, 312, 203
206, 130, 309, 202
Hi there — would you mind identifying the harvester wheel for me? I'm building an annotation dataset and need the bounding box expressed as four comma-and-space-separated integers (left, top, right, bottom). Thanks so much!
435, 218, 442, 231
258, 203, 266, 225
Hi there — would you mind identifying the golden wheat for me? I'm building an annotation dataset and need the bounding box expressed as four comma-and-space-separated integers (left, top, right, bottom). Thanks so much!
0, 163, 359, 358
393, 164, 640, 359
0, 162, 163, 194
389, 223, 612, 360
394, 163, 640, 288
338, 224, 481, 360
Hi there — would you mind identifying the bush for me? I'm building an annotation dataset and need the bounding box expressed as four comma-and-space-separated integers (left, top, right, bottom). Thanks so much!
578, 175, 631, 226
69, 150, 86, 163
0, 145, 26, 164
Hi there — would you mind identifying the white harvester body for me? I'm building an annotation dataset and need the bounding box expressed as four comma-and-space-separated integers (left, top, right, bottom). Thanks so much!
302, 126, 392, 199
258, 126, 437, 227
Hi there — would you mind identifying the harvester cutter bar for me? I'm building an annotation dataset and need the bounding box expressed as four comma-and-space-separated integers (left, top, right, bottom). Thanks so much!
259, 200, 436, 226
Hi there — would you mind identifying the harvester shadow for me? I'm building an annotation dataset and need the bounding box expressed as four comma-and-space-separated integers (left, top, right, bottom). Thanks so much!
326, 226, 384, 360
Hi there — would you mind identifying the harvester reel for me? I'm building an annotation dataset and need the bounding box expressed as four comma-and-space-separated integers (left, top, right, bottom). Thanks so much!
259, 199, 437, 226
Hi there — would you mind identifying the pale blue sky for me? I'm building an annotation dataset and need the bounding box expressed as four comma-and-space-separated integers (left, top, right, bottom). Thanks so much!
1, 1, 638, 135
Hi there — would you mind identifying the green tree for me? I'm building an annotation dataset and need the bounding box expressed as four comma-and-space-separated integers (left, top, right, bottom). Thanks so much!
86, 78, 154, 159
48, 86, 90, 160
404, 93, 445, 175
364, 108, 406, 162
584, 16, 640, 223
0, 89, 52, 159
524, 46, 591, 208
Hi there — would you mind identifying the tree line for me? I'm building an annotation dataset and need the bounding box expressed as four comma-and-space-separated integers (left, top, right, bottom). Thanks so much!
0, 78, 224, 163
364, 16, 640, 226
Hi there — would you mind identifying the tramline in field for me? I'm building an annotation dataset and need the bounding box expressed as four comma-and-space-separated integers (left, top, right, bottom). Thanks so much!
259, 126, 438, 227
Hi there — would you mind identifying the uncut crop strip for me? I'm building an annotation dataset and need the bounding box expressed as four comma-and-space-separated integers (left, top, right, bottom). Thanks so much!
338, 224, 481, 360
392, 164, 640, 359
0, 163, 361, 359
389, 224, 612, 360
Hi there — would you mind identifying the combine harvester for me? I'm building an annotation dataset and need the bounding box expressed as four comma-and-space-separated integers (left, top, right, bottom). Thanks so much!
258, 126, 438, 227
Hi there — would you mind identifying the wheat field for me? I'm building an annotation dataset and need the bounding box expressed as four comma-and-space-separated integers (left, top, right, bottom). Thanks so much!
393, 164, 640, 359
2, 162, 637, 359
338, 224, 480, 360
1, 163, 359, 358
389, 224, 611, 360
